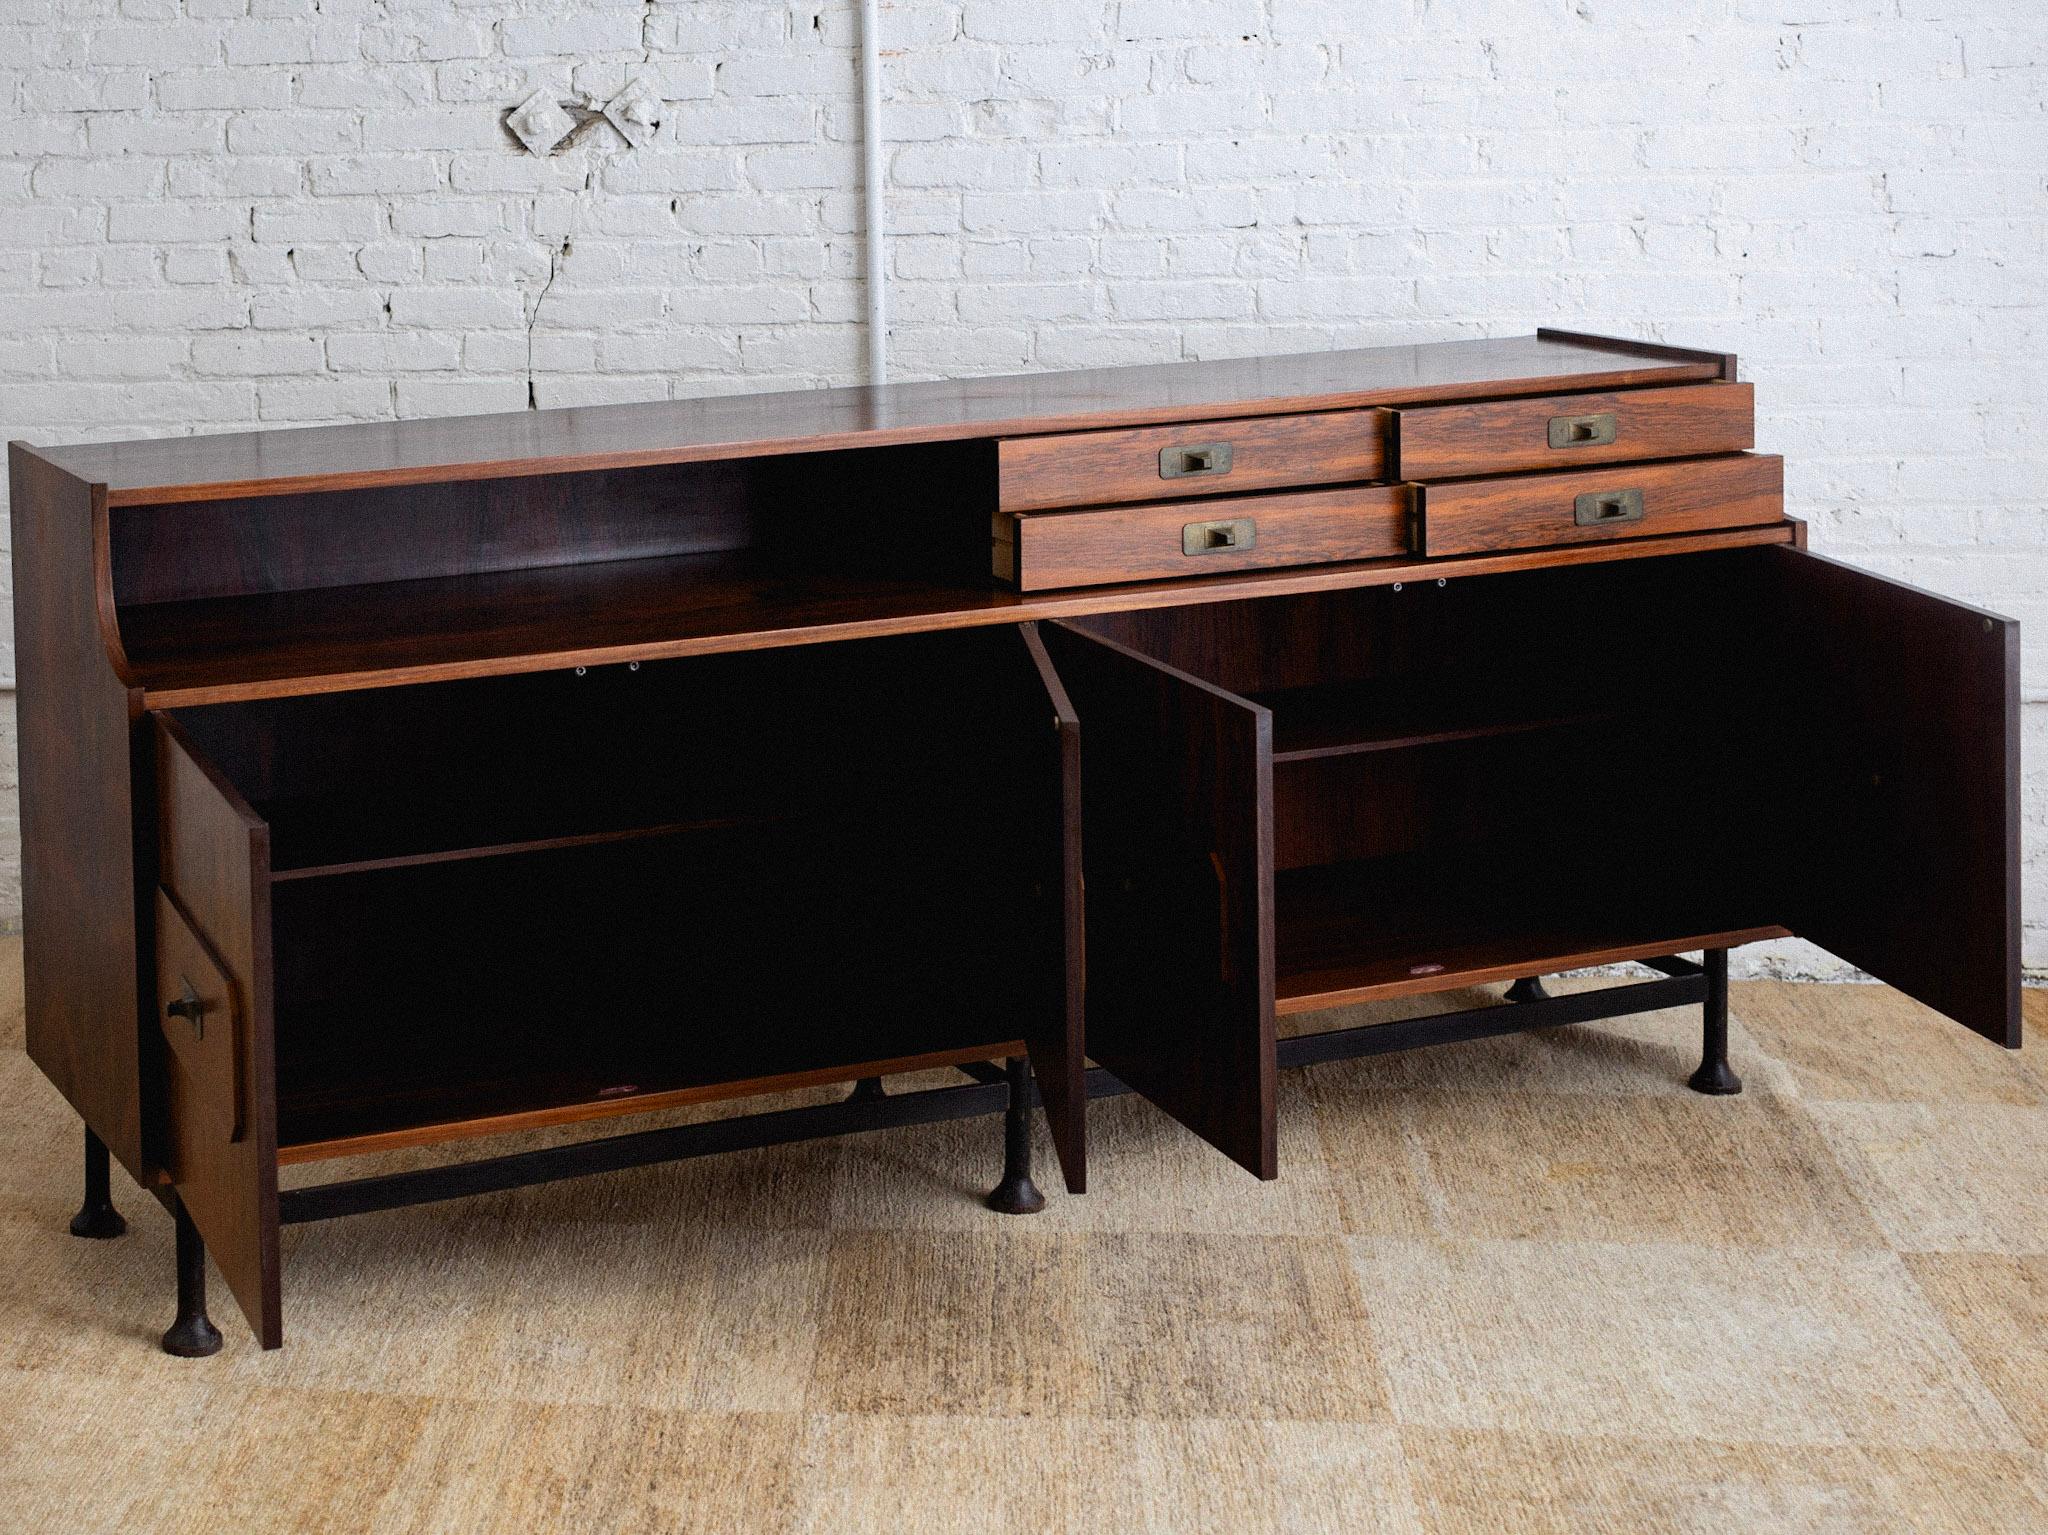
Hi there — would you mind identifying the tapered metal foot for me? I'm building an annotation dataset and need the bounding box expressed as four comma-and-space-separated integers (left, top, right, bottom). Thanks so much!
161, 1197, 222, 1358
1687, 947, 1742, 1096
985, 1056, 1045, 1215
69, 1128, 127, 1239
1505, 976, 1551, 1004
845, 1075, 887, 1103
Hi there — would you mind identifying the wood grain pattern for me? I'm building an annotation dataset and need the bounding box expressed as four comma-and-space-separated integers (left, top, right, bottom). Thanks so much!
1041, 621, 1277, 1180
1393, 382, 1754, 480
997, 483, 1410, 590
7, 445, 149, 1181
29, 333, 1728, 506
154, 713, 281, 1349
1766, 546, 2021, 1047
997, 408, 1387, 514
155, 894, 247, 1148
1418, 453, 1784, 556
1018, 622, 1087, 1194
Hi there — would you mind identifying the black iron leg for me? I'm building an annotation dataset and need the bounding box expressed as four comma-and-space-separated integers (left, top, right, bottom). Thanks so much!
984, 1056, 1045, 1215
161, 1196, 223, 1358
69, 1128, 127, 1239
844, 1075, 887, 1103
1504, 976, 1551, 1004
1687, 947, 1742, 1095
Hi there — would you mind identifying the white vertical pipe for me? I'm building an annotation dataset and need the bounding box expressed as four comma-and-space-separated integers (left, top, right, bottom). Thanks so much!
860, 0, 887, 386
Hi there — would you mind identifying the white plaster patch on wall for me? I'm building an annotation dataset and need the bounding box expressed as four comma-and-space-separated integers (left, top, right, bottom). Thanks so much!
0, 0, 2043, 970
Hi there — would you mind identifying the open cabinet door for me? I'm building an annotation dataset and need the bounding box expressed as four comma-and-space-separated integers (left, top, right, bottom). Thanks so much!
1767, 547, 2021, 1046
1042, 622, 1277, 1179
153, 715, 283, 1347
1017, 624, 1087, 1193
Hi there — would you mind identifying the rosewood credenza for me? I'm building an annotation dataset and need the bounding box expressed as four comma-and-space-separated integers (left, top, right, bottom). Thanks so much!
10, 328, 2018, 1352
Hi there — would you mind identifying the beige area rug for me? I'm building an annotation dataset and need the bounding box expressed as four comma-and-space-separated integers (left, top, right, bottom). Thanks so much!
1, 936, 2045, 1533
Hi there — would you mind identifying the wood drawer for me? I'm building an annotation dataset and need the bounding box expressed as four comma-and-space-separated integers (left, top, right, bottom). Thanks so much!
998, 409, 1388, 514
995, 484, 1409, 591
1393, 382, 1753, 480
1416, 454, 1784, 557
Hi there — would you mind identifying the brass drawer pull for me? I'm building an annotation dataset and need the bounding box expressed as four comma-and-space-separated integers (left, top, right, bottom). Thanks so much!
1183, 517, 1256, 555
1574, 488, 1644, 526
1160, 442, 1234, 480
1549, 411, 1617, 449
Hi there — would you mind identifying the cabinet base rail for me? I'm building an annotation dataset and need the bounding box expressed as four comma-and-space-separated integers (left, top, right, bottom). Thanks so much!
274, 953, 1716, 1228
140, 955, 1726, 1352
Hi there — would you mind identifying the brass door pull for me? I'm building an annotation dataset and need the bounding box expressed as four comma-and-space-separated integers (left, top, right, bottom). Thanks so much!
166, 981, 205, 1038
1574, 488, 1645, 526
1160, 442, 1234, 479
1183, 517, 1256, 556
1549, 411, 1618, 449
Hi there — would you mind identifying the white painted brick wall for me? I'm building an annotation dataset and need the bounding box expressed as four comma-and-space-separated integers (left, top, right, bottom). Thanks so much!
1, 0, 2044, 973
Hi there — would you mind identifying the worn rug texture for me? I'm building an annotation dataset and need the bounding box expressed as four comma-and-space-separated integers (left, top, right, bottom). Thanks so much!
1, 937, 2044, 1533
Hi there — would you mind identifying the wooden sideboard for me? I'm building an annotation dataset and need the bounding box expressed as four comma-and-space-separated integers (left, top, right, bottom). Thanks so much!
10, 328, 2019, 1354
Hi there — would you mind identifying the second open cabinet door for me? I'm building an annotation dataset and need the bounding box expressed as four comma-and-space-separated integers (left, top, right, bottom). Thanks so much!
1038, 545, 2015, 1186
153, 715, 283, 1349
1016, 625, 1088, 1193
1762, 547, 2021, 1046
1040, 623, 1278, 1180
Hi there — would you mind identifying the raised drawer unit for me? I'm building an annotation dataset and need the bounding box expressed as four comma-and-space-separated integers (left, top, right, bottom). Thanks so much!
997, 408, 1388, 514
1390, 381, 1755, 480
994, 483, 1410, 591
1415, 453, 1786, 557
994, 348, 1771, 589
11, 328, 2017, 1355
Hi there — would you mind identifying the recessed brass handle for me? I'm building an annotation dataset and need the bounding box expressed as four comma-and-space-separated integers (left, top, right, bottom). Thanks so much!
166, 981, 204, 1039
1549, 411, 1618, 449
1160, 442, 1234, 479
1183, 517, 1256, 555
1573, 488, 1644, 526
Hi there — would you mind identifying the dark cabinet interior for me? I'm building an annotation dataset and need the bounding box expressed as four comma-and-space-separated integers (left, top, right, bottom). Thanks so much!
108, 441, 1001, 701
162, 625, 1083, 1173
1048, 546, 2017, 1172
1063, 551, 1784, 1004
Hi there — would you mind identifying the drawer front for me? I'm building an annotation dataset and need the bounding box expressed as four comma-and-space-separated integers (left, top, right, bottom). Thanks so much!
996, 484, 1409, 591
998, 409, 1388, 514
1394, 382, 1753, 480
1417, 453, 1784, 557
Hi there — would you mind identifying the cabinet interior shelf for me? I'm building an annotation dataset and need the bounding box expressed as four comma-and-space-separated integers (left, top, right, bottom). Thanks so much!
116, 530, 1801, 707
1254, 677, 1616, 762
270, 830, 1041, 1162
118, 550, 1016, 702
1273, 848, 1784, 1011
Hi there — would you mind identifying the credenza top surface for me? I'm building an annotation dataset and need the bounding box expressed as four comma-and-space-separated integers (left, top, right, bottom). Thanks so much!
23, 331, 1726, 506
